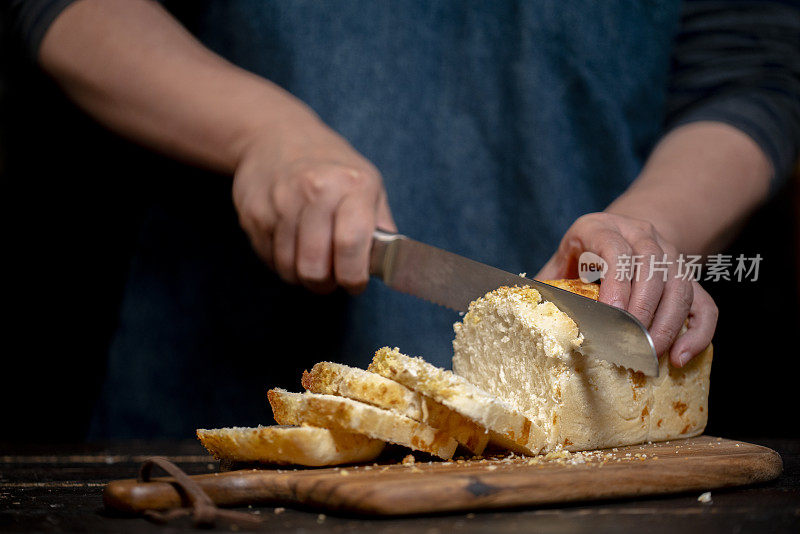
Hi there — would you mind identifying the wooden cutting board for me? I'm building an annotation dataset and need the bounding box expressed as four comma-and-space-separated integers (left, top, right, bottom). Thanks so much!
104, 436, 782, 516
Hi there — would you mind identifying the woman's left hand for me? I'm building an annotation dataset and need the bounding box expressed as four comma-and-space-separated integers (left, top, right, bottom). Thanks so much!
536, 212, 718, 367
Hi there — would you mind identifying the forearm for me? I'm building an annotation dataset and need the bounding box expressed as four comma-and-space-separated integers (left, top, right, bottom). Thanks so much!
38, 0, 317, 173
606, 121, 772, 256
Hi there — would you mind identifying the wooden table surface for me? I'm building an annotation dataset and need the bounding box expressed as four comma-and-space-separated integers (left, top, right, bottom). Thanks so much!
1, 438, 798, 533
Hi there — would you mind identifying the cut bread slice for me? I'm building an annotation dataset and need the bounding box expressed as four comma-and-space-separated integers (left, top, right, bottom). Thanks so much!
196, 425, 384, 466
368, 347, 545, 455
302, 362, 489, 454
267, 389, 458, 460
452, 279, 713, 452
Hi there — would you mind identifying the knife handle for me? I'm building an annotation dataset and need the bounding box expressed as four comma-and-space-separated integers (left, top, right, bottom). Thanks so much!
369, 229, 404, 280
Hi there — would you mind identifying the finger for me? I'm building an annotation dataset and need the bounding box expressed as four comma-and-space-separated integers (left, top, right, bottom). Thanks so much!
270, 176, 307, 284
333, 190, 378, 293
272, 217, 299, 284
646, 237, 692, 357
249, 232, 275, 270
626, 238, 666, 329
587, 230, 633, 310
669, 281, 718, 367
376, 189, 397, 233
240, 212, 276, 270
648, 275, 693, 358
234, 183, 278, 271
535, 253, 569, 281
295, 202, 337, 293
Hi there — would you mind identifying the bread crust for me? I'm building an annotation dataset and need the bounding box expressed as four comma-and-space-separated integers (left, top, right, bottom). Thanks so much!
267, 389, 458, 460
541, 279, 600, 300
196, 425, 385, 466
302, 362, 489, 454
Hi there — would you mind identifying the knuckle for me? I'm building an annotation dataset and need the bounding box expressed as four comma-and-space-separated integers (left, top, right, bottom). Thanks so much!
600, 232, 632, 257
295, 166, 377, 202
337, 270, 368, 288
343, 168, 372, 188
556, 235, 578, 257
242, 201, 273, 231
335, 231, 365, 256
639, 220, 656, 235
630, 298, 657, 320
271, 182, 294, 218
653, 321, 679, 343
631, 237, 661, 256
574, 212, 603, 230
663, 244, 679, 258
671, 281, 694, 310
298, 170, 330, 201
297, 245, 326, 268
298, 266, 329, 284
630, 304, 654, 323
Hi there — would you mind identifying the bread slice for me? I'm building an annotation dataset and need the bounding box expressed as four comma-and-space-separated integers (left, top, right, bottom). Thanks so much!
302, 362, 489, 454
452, 279, 713, 452
267, 389, 458, 460
196, 425, 384, 466
368, 348, 545, 455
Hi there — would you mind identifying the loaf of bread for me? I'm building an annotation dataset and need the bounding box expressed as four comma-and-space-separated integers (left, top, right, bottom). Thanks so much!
196, 425, 385, 466
302, 362, 489, 454
452, 280, 713, 452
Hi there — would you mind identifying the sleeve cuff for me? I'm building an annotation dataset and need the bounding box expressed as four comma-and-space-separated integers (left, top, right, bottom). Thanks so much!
667, 89, 800, 192
8, 0, 82, 61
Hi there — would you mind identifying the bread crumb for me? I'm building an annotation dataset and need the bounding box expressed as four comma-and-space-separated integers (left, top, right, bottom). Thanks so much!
274, 507, 285, 515
339, 469, 350, 476
317, 514, 326, 523
486, 465, 497, 471
697, 492, 712, 504
402, 454, 415, 466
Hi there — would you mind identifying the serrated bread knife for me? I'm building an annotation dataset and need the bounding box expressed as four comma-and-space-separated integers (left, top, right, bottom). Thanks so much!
369, 229, 659, 377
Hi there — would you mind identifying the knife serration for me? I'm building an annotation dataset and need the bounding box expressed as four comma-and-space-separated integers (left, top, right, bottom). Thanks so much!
370, 230, 658, 376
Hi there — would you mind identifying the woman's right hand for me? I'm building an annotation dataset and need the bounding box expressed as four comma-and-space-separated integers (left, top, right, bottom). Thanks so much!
232, 111, 396, 294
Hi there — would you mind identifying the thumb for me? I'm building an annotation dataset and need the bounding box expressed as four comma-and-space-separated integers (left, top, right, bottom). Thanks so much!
535, 253, 568, 280
536, 239, 584, 280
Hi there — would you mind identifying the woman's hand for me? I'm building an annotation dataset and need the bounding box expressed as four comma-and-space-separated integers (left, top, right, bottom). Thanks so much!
37, 0, 396, 295
536, 212, 718, 367
233, 111, 396, 294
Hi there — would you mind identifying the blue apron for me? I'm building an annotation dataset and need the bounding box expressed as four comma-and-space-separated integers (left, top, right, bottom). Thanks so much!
90, 0, 680, 437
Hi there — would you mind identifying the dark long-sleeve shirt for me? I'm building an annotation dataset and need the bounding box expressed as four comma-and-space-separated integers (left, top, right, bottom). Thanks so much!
2, 0, 799, 438
667, 0, 800, 184
6, 0, 800, 183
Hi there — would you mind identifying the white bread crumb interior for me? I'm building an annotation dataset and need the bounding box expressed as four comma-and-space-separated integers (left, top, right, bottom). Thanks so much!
452, 282, 712, 452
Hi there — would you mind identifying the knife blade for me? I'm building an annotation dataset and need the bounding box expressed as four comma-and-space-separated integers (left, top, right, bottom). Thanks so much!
369, 229, 658, 376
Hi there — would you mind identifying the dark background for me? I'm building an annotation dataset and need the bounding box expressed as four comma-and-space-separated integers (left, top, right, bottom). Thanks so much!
1, 25, 798, 444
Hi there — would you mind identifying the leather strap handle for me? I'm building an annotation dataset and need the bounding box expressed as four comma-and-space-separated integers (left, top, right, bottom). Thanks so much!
138, 457, 262, 528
